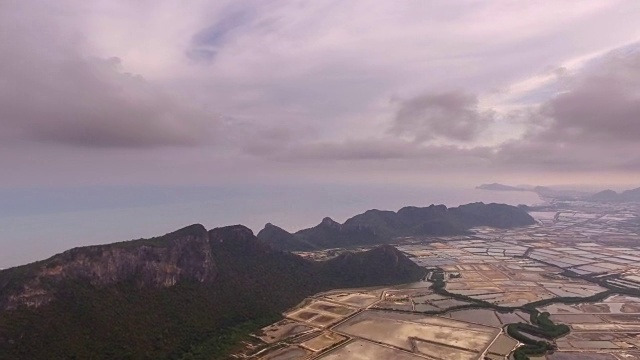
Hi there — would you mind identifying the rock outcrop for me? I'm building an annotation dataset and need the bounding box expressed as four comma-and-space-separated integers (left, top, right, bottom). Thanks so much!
256, 223, 313, 251
0, 224, 215, 309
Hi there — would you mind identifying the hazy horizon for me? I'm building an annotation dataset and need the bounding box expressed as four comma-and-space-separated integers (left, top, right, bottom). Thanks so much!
5, 180, 640, 268
0, 184, 546, 269
2, 1, 640, 267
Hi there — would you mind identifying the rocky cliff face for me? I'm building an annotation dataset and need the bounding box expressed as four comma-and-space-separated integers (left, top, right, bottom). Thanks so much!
0, 223, 425, 360
0, 224, 216, 310
0, 223, 424, 311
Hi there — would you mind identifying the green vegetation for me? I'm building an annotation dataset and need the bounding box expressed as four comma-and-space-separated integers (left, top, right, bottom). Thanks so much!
178, 315, 280, 360
0, 226, 425, 360
508, 311, 569, 360
0, 280, 283, 360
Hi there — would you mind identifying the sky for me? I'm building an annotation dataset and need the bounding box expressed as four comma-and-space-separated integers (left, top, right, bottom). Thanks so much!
1, 0, 640, 189
2, 1, 640, 266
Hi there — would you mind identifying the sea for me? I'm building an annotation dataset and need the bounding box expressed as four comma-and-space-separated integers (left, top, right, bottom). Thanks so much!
0, 184, 542, 269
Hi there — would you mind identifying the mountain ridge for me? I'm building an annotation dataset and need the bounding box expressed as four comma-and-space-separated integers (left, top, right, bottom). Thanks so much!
258, 202, 536, 251
0, 224, 424, 359
589, 187, 640, 202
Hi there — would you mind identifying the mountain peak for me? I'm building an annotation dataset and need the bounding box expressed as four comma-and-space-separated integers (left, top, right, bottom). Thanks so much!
257, 223, 313, 251
321, 245, 425, 287
321, 216, 337, 223
167, 223, 208, 238
208, 225, 258, 250
262, 223, 290, 233
209, 225, 254, 239
320, 216, 341, 228
209, 225, 279, 257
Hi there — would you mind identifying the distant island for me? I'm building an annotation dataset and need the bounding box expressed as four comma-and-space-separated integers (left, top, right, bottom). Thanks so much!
476, 183, 527, 192
478, 182, 640, 203
476, 182, 586, 199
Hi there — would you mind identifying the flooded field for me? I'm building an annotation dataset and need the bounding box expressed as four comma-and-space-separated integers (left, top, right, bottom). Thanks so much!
262, 346, 312, 360
321, 292, 379, 308
317, 340, 422, 360
540, 296, 640, 356
412, 339, 477, 360
258, 319, 314, 344
541, 295, 640, 317
333, 310, 499, 357
440, 259, 607, 307
232, 200, 640, 359
300, 332, 346, 352
486, 335, 518, 357
548, 352, 635, 360
285, 299, 357, 328
496, 310, 531, 324
440, 309, 502, 327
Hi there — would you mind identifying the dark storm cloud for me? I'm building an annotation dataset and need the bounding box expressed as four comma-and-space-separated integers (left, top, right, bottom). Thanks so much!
1, 57, 212, 148
390, 91, 495, 142
494, 50, 640, 171
541, 54, 640, 143
0, 5, 214, 149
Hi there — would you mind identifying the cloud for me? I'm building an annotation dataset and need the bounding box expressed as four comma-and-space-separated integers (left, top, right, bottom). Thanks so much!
242, 47, 640, 174
494, 49, 640, 171
541, 52, 640, 143
286, 140, 493, 164
240, 126, 298, 156
242, 133, 493, 169
2, 0, 640, 187
0, 2, 215, 148
389, 91, 495, 142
